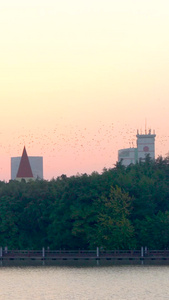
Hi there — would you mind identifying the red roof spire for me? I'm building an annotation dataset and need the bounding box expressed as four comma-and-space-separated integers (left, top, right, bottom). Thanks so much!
16, 147, 33, 178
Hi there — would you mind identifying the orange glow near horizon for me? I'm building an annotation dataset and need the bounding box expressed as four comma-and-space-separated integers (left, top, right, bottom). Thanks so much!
1, 1, 169, 181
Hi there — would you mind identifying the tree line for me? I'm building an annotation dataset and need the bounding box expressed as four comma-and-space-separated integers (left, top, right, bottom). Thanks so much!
0, 155, 169, 250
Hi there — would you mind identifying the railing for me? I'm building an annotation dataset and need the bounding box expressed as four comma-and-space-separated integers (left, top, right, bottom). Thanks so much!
0, 248, 169, 259
144, 250, 169, 257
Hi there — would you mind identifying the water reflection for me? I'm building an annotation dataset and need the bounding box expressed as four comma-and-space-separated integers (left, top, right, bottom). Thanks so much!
0, 259, 169, 268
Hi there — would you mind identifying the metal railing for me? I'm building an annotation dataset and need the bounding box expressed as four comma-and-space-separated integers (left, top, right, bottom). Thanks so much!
0, 248, 169, 259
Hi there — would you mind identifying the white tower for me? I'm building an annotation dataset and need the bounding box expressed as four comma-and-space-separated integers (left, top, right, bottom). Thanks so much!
136, 129, 156, 161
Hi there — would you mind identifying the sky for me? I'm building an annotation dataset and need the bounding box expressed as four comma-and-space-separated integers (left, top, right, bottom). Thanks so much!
1, 0, 169, 181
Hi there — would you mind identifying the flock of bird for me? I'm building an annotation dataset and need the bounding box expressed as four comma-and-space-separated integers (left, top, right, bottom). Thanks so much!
0, 122, 168, 181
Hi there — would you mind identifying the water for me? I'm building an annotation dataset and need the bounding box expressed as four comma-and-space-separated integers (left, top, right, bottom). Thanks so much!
0, 261, 168, 300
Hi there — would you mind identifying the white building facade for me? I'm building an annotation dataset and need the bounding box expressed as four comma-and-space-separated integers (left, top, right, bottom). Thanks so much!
118, 148, 138, 167
136, 129, 156, 161
118, 130, 156, 167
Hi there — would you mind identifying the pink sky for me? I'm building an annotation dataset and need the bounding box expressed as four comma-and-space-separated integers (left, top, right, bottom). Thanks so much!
1, 1, 169, 181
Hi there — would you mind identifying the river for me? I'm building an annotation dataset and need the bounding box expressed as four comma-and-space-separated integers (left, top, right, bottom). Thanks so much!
0, 261, 168, 299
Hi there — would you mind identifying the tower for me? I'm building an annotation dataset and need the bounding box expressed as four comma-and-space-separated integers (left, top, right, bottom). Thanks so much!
136, 129, 156, 161
11, 150, 43, 180
16, 147, 34, 182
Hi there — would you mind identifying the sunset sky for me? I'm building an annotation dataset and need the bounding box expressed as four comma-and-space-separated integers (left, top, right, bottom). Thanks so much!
1, 0, 169, 181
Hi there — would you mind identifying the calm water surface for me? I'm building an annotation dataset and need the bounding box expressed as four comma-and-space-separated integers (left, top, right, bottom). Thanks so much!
0, 261, 168, 300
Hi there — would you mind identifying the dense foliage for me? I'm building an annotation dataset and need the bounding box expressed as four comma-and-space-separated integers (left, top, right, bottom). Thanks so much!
1, 155, 169, 250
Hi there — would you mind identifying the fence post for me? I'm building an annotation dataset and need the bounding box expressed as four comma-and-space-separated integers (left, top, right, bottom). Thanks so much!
96, 247, 99, 258
0, 247, 2, 258
42, 247, 45, 259
141, 246, 144, 257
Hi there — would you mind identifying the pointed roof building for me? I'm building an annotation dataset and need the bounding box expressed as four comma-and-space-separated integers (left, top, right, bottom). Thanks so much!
16, 147, 34, 181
